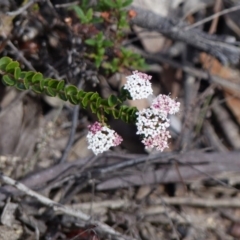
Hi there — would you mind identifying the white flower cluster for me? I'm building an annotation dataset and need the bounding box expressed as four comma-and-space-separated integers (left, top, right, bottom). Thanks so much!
124, 71, 153, 100
136, 94, 180, 151
87, 122, 123, 155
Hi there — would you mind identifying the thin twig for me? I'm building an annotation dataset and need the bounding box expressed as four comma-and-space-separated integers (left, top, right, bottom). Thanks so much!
184, 4, 240, 30
208, 0, 222, 34
59, 105, 80, 163
159, 196, 240, 208
59, 81, 83, 163
7, 0, 38, 16
0, 173, 135, 240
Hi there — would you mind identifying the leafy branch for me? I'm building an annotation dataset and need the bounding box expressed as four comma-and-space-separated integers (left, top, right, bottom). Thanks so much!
0, 57, 137, 124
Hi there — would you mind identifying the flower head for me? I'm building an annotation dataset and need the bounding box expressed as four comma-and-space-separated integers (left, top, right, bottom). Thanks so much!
136, 108, 170, 137
152, 94, 180, 116
87, 122, 123, 155
124, 70, 153, 100
135, 94, 180, 152
142, 130, 171, 151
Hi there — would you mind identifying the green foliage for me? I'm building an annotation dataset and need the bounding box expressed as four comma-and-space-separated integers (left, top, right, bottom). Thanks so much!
71, 5, 93, 24
103, 48, 147, 73
0, 57, 138, 124
69, 0, 146, 72
85, 33, 113, 68
97, 0, 133, 11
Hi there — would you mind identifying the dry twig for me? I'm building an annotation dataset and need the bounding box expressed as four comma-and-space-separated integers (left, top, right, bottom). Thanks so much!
7, 0, 38, 16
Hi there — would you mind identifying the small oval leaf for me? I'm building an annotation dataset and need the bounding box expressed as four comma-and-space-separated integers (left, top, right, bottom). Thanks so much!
65, 85, 78, 95
16, 82, 27, 91
108, 95, 118, 107
14, 67, 21, 79
32, 85, 42, 94
57, 80, 65, 91
6, 61, 19, 73
2, 75, 16, 86
0, 57, 12, 70
32, 72, 43, 83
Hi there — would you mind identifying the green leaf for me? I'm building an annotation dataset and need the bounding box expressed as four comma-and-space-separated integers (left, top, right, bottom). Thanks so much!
82, 92, 94, 107
121, 47, 132, 57
39, 79, 45, 90
103, 0, 116, 8
19, 71, 27, 79
57, 80, 65, 91
85, 38, 97, 46
90, 102, 97, 113
119, 105, 128, 116
16, 82, 27, 91
96, 97, 102, 108
68, 95, 78, 104
72, 5, 86, 21
122, 0, 133, 7
108, 95, 118, 107
82, 97, 88, 108
48, 79, 59, 88
104, 106, 110, 114
90, 92, 99, 101
98, 48, 105, 56
116, 0, 122, 8
32, 72, 43, 83
40, 77, 51, 90
102, 40, 113, 48
86, 8, 93, 21
32, 85, 42, 94
125, 114, 130, 122
6, 61, 19, 73
25, 71, 35, 79
24, 71, 35, 89
58, 92, 68, 101
2, 75, 16, 86
45, 87, 57, 97
96, 32, 103, 41
95, 57, 102, 68
65, 85, 78, 95
127, 107, 137, 114
23, 77, 30, 89
77, 90, 86, 99
111, 109, 119, 119
0, 57, 12, 70
14, 67, 21, 79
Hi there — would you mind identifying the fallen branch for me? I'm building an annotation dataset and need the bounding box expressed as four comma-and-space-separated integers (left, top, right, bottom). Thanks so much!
70, 195, 240, 211
6, 0, 38, 16
159, 196, 240, 208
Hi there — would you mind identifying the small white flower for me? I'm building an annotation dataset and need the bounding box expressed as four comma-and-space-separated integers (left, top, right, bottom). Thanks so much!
87, 122, 123, 155
124, 71, 153, 100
